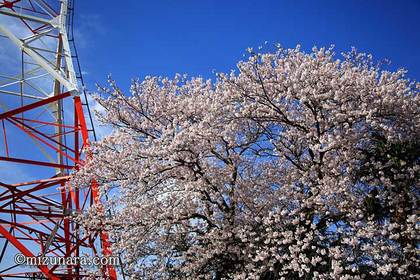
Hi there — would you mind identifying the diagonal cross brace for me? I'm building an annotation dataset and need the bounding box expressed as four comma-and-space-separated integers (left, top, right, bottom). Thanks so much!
0, 24, 77, 93
0, 224, 60, 280
0, 91, 71, 120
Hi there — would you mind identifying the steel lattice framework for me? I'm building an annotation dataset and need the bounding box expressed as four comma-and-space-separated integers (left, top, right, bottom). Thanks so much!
0, 0, 117, 279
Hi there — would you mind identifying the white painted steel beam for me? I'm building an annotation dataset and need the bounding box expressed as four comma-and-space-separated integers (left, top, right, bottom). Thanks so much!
0, 24, 77, 92
0, 0, 79, 95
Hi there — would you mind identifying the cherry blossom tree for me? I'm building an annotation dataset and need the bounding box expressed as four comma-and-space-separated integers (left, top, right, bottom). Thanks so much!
73, 45, 419, 279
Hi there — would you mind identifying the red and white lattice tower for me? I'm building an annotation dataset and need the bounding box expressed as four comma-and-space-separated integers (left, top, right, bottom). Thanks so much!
0, 0, 117, 279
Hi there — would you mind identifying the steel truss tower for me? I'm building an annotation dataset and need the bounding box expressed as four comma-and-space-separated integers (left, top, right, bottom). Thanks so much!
0, 1, 117, 279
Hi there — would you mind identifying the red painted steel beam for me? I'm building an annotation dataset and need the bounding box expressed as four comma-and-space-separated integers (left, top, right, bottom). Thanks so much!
8, 117, 76, 153
0, 224, 60, 280
0, 0, 20, 9
0, 3, 116, 278
0, 92, 71, 120
6, 118, 77, 162
0, 182, 63, 212
11, 116, 76, 129
74, 97, 89, 145
0, 219, 66, 242
0, 179, 67, 202
9, 176, 70, 187
0, 209, 64, 218
0, 156, 74, 169
1, 120, 8, 157
75, 96, 118, 280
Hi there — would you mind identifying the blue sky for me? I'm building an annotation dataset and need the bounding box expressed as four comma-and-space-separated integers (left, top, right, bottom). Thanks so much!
0, 0, 419, 275
75, 0, 420, 92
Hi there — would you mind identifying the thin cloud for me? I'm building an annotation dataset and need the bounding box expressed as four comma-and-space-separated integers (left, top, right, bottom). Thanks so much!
86, 94, 113, 140
73, 14, 107, 49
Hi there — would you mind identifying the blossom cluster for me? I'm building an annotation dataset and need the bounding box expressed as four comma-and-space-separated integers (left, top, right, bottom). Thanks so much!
73, 46, 419, 279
